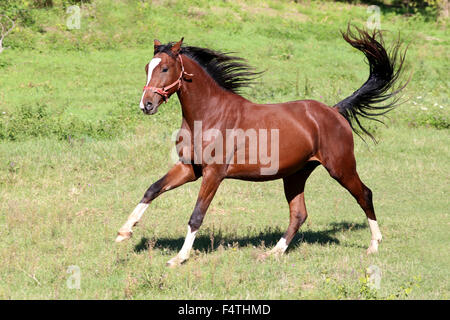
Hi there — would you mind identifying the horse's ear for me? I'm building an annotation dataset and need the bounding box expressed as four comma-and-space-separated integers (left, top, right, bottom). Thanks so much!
154, 39, 161, 52
171, 37, 184, 55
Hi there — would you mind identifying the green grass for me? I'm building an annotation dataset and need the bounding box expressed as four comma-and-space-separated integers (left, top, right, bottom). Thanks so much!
0, 126, 448, 299
1, 0, 448, 137
0, 0, 448, 299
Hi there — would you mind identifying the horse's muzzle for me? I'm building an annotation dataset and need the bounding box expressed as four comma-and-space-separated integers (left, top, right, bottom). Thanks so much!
142, 101, 158, 115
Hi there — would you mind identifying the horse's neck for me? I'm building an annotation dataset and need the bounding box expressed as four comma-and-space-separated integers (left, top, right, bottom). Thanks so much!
176, 55, 238, 130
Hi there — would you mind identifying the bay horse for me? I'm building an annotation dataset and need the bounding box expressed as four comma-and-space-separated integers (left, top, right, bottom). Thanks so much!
116, 26, 407, 267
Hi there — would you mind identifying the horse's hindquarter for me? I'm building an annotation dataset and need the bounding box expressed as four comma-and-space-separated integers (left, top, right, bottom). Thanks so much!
225, 100, 328, 180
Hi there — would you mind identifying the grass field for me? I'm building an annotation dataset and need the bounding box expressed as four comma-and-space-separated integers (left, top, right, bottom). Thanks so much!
0, 0, 448, 299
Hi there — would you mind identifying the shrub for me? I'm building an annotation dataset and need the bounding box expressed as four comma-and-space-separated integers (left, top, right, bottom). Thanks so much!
0, 103, 140, 141
0, 1, 92, 25
411, 112, 450, 129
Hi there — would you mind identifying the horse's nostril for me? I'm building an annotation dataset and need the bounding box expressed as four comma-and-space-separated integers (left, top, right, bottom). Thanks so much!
146, 102, 153, 109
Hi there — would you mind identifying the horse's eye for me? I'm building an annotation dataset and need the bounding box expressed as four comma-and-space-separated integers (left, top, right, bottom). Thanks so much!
162, 67, 168, 73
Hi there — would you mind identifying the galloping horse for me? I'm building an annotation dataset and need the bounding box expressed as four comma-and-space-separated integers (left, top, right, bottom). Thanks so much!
116, 26, 407, 267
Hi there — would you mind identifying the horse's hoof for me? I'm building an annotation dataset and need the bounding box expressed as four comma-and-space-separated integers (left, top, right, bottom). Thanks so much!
166, 256, 186, 268
257, 249, 282, 262
256, 252, 269, 262
366, 239, 380, 255
115, 231, 132, 243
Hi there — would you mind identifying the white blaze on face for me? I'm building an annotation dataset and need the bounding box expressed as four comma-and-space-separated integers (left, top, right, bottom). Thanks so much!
140, 57, 162, 109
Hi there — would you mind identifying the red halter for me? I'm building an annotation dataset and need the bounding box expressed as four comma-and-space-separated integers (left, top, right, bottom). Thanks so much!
142, 54, 193, 103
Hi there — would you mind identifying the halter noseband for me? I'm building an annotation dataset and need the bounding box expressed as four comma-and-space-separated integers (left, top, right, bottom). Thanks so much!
142, 54, 193, 103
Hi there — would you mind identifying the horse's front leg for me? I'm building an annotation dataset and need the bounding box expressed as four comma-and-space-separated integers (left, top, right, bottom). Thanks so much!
167, 167, 223, 267
115, 162, 200, 242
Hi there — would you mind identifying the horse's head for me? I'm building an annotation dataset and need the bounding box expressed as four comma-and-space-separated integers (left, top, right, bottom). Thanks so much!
139, 38, 185, 115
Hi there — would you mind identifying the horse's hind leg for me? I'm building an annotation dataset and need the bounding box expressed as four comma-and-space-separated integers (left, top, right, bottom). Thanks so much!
324, 155, 382, 254
260, 161, 319, 259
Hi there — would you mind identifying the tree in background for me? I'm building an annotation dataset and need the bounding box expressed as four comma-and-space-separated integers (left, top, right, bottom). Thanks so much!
398, 0, 448, 18
0, 14, 15, 54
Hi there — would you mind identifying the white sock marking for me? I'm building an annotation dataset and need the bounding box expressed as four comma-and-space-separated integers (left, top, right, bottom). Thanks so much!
178, 226, 198, 260
121, 203, 149, 232
368, 218, 382, 241
131, 203, 149, 221
273, 237, 288, 253
140, 58, 161, 109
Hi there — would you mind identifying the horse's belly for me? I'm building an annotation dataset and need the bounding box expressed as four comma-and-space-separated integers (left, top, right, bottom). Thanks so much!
225, 148, 313, 181
224, 125, 315, 180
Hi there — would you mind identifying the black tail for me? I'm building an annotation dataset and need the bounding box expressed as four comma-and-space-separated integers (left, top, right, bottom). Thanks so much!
335, 25, 408, 142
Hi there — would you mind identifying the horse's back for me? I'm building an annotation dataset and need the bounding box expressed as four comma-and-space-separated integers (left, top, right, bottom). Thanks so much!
294, 100, 356, 171
261, 98, 353, 148
225, 99, 354, 180
265, 99, 355, 170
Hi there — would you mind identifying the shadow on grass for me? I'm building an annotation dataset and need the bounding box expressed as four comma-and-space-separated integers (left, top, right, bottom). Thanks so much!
335, 0, 439, 21
134, 221, 367, 254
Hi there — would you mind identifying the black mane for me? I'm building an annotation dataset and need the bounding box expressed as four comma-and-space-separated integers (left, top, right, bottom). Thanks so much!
154, 42, 262, 94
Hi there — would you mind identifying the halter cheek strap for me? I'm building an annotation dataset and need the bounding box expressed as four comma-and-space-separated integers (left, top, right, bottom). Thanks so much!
142, 55, 193, 103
